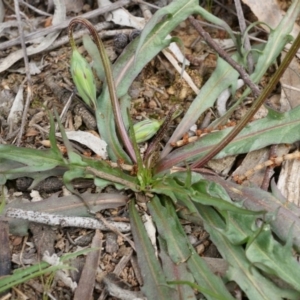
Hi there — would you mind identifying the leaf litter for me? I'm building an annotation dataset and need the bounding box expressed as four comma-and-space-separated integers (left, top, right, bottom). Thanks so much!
0, 0, 300, 299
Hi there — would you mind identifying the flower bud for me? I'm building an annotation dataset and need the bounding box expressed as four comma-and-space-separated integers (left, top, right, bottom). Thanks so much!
70, 48, 96, 108
134, 119, 163, 143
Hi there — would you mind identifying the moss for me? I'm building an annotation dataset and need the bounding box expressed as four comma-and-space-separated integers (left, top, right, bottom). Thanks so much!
31, 97, 42, 108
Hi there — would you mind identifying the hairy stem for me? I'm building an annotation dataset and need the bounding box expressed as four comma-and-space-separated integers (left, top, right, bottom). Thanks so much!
85, 166, 138, 191
68, 18, 136, 163
191, 31, 300, 168
188, 16, 260, 97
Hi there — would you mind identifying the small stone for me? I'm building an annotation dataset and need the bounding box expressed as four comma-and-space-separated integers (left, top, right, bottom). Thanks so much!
148, 100, 157, 109
143, 89, 154, 98
129, 30, 141, 41
82, 4, 91, 12
167, 86, 175, 95
114, 33, 128, 54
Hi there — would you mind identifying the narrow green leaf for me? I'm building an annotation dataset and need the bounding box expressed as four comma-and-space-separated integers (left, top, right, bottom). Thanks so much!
151, 174, 222, 217
99, 0, 198, 161
191, 181, 262, 215
127, 109, 146, 188
69, 18, 134, 163
0, 146, 64, 174
135, 0, 198, 61
0, 248, 92, 293
161, 55, 240, 158
246, 223, 300, 292
249, 0, 298, 85
70, 48, 97, 108
133, 119, 163, 143
48, 112, 65, 158
158, 237, 196, 300
161, 0, 300, 159
187, 251, 234, 300
202, 174, 300, 252
148, 196, 190, 264
191, 179, 263, 244
0, 186, 6, 214
223, 212, 258, 245
157, 104, 300, 173
168, 280, 230, 300
83, 34, 105, 81
198, 204, 300, 300
0, 261, 51, 293
147, 194, 233, 300
128, 200, 176, 299
54, 110, 86, 166
199, 179, 232, 201
151, 176, 190, 204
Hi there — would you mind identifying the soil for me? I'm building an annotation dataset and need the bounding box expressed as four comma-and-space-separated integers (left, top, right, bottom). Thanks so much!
0, 0, 296, 299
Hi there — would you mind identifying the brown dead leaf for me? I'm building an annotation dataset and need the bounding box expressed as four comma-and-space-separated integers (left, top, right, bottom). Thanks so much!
276, 53, 300, 203
29, 222, 56, 257
242, 0, 299, 37
232, 145, 290, 187
277, 158, 300, 205
74, 230, 103, 300
242, 0, 283, 30
11, 236, 23, 247
25, 128, 39, 137
44, 17, 53, 28
280, 53, 300, 110
101, 273, 145, 300
40, 140, 67, 154
48, 0, 83, 13
0, 221, 11, 278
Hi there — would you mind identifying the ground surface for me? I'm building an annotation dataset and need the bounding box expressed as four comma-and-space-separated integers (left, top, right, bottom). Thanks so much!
0, 0, 299, 299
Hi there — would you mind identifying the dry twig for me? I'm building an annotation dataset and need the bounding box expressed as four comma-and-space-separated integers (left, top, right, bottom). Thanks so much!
0, 0, 131, 51
14, 0, 32, 146
234, 0, 254, 73
261, 145, 278, 190
234, 150, 300, 183
19, 0, 52, 17
188, 15, 260, 97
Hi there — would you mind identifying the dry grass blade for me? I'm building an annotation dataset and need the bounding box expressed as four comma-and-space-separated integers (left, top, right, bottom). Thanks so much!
13, 0, 32, 146
0, 0, 66, 73
0, 0, 131, 51
0, 221, 11, 282
191, 29, 300, 168
74, 230, 103, 300
234, 150, 300, 183
2, 0, 300, 298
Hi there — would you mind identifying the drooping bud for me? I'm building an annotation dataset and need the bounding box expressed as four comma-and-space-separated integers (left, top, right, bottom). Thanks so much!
133, 119, 163, 143
70, 48, 97, 108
